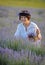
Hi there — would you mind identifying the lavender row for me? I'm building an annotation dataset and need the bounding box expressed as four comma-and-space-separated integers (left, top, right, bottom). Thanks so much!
0, 39, 45, 56
0, 47, 45, 65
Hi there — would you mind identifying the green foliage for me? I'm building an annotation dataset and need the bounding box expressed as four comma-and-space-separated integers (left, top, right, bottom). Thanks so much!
0, 54, 30, 65
0, 54, 8, 65
0, 0, 45, 8
0, 39, 45, 65
0, 39, 45, 55
30, 47, 45, 55
10, 0, 45, 2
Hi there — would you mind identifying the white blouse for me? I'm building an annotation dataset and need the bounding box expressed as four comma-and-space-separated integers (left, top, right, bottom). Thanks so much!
14, 22, 39, 39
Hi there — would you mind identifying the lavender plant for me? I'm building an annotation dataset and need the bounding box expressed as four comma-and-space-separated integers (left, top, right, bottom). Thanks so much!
0, 39, 45, 55
0, 47, 30, 65
0, 47, 45, 65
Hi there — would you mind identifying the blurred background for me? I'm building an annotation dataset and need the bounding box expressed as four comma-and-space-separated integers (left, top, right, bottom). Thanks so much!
0, 0, 45, 65
0, 0, 45, 44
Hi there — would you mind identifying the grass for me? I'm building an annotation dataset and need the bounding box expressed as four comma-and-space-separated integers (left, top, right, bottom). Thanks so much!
0, 54, 30, 65
0, 39, 45, 55
0, 39, 45, 65
0, 0, 45, 8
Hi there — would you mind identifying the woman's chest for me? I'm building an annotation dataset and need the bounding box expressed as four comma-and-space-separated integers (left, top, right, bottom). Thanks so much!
20, 26, 36, 38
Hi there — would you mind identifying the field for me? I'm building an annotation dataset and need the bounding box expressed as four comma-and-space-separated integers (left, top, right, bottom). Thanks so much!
0, 0, 45, 65
0, 0, 45, 8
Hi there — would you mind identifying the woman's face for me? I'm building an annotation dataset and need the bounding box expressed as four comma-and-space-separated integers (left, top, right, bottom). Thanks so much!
20, 16, 30, 25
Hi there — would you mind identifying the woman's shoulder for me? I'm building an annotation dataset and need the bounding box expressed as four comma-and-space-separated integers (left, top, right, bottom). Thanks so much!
31, 21, 37, 25
17, 23, 23, 28
31, 21, 38, 27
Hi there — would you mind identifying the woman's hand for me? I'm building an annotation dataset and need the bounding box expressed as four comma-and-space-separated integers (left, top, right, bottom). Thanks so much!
27, 34, 35, 41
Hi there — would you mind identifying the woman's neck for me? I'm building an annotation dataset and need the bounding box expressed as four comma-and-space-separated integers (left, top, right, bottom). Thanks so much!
23, 21, 30, 28
23, 21, 30, 31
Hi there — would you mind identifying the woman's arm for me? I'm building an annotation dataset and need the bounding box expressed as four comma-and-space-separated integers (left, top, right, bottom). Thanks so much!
36, 28, 42, 40
14, 25, 20, 39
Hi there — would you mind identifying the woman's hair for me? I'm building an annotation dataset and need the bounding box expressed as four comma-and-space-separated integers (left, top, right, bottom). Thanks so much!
19, 10, 31, 20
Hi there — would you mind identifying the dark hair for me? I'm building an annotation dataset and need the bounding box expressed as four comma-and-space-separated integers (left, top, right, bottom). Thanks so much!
19, 10, 31, 20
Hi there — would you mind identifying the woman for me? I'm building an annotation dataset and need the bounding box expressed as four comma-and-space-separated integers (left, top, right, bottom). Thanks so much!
14, 10, 42, 42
